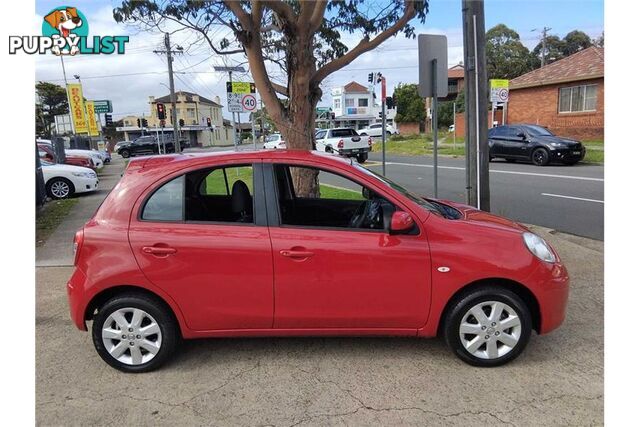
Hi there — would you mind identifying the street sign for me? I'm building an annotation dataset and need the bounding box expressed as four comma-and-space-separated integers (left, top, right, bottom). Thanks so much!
93, 100, 112, 114
490, 79, 509, 103
417, 34, 448, 98
316, 106, 331, 113
227, 81, 257, 112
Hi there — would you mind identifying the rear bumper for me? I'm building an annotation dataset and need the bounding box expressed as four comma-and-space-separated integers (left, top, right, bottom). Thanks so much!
67, 267, 90, 331
339, 147, 371, 156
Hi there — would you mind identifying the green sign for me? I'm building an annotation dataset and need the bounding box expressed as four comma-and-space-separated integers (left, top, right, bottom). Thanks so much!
93, 100, 112, 114
316, 107, 331, 113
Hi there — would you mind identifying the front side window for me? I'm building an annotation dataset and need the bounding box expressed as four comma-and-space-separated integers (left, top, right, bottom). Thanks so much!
141, 165, 255, 223
558, 84, 598, 113
274, 164, 395, 230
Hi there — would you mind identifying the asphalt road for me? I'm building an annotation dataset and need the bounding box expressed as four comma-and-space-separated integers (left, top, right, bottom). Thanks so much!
366, 153, 604, 240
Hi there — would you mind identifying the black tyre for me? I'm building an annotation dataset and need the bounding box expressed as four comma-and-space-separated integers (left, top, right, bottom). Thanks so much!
386, 131, 391, 136
119, 149, 130, 158
325, 146, 333, 153
443, 286, 532, 367
46, 177, 75, 199
357, 153, 368, 164
531, 148, 550, 166
92, 293, 180, 373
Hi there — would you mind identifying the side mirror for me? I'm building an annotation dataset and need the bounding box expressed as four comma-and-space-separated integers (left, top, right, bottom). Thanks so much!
389, 211, 415, 234
516, 131, 526, 139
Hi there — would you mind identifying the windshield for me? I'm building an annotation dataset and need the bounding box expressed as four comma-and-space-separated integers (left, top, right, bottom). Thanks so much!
266, 135, 280, 142
41, 160, 54, 166
354, 164, 445, 216
524, 125, 553, 136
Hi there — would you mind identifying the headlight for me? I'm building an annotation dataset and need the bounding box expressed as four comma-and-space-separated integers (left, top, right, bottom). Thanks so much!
550, 142, 564, 147
522, 232, 556, 263
72, 172, 95, 178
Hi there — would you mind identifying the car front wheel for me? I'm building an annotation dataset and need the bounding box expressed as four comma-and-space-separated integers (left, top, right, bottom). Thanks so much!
531, 148, 550, 166
92, 293, 179, 373
119, 149, 130, 158
46, 178, 74, 199
444, 286, 532, 367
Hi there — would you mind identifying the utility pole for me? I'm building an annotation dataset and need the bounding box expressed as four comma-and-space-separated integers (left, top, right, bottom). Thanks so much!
533, 27, 552, 68
462, 0, 490, 211
380, 73, 387, 176
213, 66, 245, 150
154, 33, 183, 152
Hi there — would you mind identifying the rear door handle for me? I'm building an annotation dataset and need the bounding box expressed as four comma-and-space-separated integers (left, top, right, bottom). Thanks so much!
142, 246, 177, 256
280, 249, 314, 259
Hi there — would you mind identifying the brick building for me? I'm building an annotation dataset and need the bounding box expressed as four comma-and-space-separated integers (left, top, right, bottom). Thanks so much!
507, 46, 604, 140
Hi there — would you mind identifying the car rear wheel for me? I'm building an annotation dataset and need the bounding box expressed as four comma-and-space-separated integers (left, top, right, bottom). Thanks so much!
120, 149, 130, 158
444, 286, 532, 367
531, 148, 550, 166
357, 153, 368, 164
92, 293, 179, 373
325, 146, 333, 153
46, 178, 74, 199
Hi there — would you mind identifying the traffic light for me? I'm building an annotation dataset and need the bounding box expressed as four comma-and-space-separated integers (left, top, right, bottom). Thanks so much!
136, 118, 141, 128
104, 114, 113, 126
156, 103, 166, 120
376, 72, 382, 83
386, 96, 393, 109
330, 112, 335, 120
141, 118, 148, 128
368, 72, 374, 83
179, 118, 185, 127
378, 111, 382, 119
206, 117, 212, 128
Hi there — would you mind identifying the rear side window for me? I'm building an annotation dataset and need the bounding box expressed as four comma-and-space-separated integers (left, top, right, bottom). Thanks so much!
141, 175, 184, 221
329, 129, 358, 138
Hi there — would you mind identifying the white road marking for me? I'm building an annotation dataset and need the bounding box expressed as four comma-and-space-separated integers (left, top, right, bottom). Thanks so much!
541, 193, 604, 204
382, 162, 604, 182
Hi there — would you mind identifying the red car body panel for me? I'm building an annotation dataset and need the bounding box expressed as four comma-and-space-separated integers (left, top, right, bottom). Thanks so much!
67, 150, 569, 339
38, 143, 95, 170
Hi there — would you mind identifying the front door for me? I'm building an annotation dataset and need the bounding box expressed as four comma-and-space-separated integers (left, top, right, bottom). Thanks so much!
129, 163, 274, 331
266, 163, 431, 330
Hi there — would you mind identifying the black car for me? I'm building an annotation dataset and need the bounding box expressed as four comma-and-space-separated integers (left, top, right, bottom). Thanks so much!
117, 135, 188, 158
488, 124, 586, 166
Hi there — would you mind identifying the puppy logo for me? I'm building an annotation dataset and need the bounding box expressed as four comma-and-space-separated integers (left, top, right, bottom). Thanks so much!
43, 6, 87, 55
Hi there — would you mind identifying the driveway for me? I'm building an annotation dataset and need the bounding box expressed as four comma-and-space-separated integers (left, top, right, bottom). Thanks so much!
36, 154, 603, 426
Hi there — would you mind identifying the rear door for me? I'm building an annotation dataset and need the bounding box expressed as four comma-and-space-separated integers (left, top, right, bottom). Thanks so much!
128, 162, 274, 331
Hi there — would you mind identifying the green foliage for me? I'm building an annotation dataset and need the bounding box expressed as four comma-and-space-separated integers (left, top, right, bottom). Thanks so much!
562, 30, 592, 56
36, 81, 69, 137
485, 24, 537, 79
532, 35, 566, 66
394, 83, 426, 123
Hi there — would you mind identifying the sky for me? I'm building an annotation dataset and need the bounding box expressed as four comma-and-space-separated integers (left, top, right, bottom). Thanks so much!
34, 0, 604, 121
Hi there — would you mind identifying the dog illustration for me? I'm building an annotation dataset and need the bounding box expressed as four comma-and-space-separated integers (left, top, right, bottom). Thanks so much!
44, 7, 83, 55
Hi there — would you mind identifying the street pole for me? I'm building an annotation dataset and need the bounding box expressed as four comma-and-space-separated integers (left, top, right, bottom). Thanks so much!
60, 56, 76, 136
503, 101, 507, 125
431, 58, 439, 198
229, 71, 238, 150
462, 0, 490, 211
453, 101, 457, 150
381, 75, 387, 176
541, 27, 551, 67
157, 32, 181, 153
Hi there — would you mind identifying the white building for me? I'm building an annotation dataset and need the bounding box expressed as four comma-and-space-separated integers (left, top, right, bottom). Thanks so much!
330, 81, 396, 130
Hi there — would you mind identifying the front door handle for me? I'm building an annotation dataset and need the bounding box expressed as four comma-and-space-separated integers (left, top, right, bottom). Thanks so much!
142, 246, 177, 256
280, 249, 314, 259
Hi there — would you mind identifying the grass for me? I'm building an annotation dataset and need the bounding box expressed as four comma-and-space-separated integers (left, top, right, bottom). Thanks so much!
36, 198, 78, 246
373, 135, 604, 164
318, 184, 364, 200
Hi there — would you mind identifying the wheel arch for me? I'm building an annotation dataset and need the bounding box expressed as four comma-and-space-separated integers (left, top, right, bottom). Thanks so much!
84, 285, 184, 338
436, 277, 541, 336
46, 176, 76, 195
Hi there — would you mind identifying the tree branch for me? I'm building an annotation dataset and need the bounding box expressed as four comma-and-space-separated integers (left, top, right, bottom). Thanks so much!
262, 0, 296, 24
309, 1, 328, 33
312, 0, 417, 84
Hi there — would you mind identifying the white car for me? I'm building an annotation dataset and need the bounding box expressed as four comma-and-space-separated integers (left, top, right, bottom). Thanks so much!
65, 149, 104, 169
263, 133, 286, 149
358, 123, 398, 137
448, 124, 455, 133
315, 128, 372, 163
41, 160, 99, 199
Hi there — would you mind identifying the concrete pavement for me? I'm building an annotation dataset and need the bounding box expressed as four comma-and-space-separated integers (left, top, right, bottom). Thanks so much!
36, 153, 603, 426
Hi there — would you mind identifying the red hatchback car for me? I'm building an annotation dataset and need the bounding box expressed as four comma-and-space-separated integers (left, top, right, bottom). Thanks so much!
67, 150, 569, 372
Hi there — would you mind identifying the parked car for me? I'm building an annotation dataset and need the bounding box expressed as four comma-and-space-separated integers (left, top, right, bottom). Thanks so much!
114, 140, 130, 152
65, 149, 104, 169
315, 128, 371, 163
117, 135, 187, 158
488, 124, 586, 166
358, 123, 398, 137
38, 143, 96, 171
67, 150, 568, 372
41, 160, 98, 199
448, 124, 455, 133
263, 133, 286, 149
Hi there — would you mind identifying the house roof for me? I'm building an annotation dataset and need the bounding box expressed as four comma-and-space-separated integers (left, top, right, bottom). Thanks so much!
153, 91, 222, 107
343, 81, 369, 93
448, 64, 465, 79
510, 46, 604, 90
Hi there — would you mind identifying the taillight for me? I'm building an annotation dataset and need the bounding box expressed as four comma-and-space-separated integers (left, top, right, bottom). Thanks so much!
337, 139, 344, 149
368, 137, 372, 146
73, 229, 84, 266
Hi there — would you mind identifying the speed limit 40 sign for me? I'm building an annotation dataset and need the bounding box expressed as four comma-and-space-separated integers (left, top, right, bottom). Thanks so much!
241, 94, 257, 112
490, 79, 509, 103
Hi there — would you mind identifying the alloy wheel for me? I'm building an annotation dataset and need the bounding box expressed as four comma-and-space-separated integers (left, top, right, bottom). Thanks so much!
50, 180, 70, 198
101, 307, 162, 366
458, 301, 522, 360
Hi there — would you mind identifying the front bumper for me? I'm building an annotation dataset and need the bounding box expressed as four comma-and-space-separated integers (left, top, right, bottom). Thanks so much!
339, 147, 371, 157
533, 262, 570, 334
74, 176, 99, 194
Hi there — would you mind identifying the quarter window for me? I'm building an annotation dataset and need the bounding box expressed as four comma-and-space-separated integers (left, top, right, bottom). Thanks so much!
558, 84, 597, 113
142, 175, 184, 221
